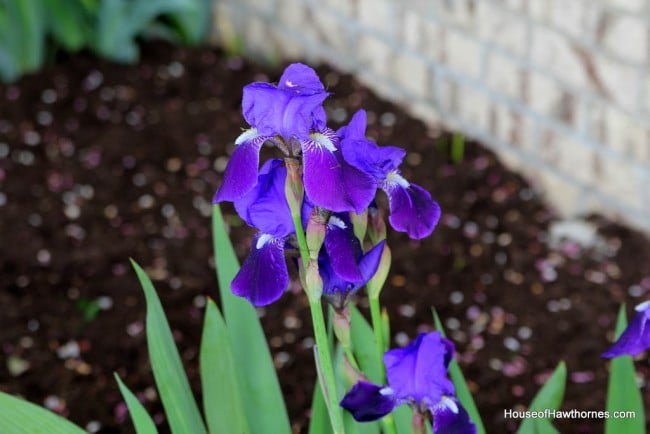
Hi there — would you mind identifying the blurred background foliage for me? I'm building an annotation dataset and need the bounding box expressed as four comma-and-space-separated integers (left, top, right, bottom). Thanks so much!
0, 0, 212, 82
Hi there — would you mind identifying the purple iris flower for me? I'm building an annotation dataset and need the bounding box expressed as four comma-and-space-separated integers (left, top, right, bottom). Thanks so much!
231, 159, 295, 306
338, 110, 441, 239
319, 214, 386, 309
341, 332, 476, 434
213, 63, 375, 213
602, 301, 650, 358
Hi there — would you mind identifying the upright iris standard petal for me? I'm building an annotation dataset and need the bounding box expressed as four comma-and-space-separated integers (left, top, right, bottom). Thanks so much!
382, 176, 441, 240
234, 159, 294, 237
340, 382, 396, 422
302, 132, 376, 213
602, 301, 650, 358
384, 332, 455, 404
339, 110, 406, 180
431, 399, 477, 434
242, 64, 329, 140
278, 63, 326, 95
231, 234, 289, 306
213, 136, 266, 203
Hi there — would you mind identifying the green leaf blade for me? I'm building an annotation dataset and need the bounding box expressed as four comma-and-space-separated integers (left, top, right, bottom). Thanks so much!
200, 298, 250, 434
131, 259, 207, 434
0, 392, 86, 434
211, 206, 291, 434
114, 374, 158, 434
604, 305, 645, 434
517, 361, 567, 434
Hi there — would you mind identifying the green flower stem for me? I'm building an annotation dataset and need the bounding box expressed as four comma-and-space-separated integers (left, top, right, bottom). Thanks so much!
309, 297, 345, 434
285, 160, 344, 434
369, 296, 386, 380
369, 296, 398, 434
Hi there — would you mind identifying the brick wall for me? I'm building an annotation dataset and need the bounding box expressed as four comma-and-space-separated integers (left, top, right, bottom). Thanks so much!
211, 0, 650, 232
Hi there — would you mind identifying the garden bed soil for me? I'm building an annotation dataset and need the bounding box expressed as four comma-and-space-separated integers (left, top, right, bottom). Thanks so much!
1, 43, 649, 433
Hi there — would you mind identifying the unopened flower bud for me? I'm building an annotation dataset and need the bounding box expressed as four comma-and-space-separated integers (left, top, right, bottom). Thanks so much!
306, 207, 329, 260
366, 244, 391, 299
284, 157, 304, 216
367, 203, 387, 244
305, 259, 323, 302
350, 209, 368, 243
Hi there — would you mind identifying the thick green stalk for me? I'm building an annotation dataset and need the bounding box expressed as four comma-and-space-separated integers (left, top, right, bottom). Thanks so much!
369, 296, 398, 434
284, 159, 344, 434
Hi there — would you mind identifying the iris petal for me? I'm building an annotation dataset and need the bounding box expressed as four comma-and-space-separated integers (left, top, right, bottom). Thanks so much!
340, 382, 397, 422
383, 181, 441, 240
213, 136, 266, 203
384, 332, 455, 404
431, 398, 477, 434
231, 234, 288, 306
324, 215, 364, 282
602, 303, 650, 358
302, 138, 376, 213
234, 159, 294, 238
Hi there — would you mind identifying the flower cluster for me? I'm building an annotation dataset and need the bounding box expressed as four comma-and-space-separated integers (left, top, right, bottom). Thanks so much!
341, 332, 476, 433
213, 63, 441, 307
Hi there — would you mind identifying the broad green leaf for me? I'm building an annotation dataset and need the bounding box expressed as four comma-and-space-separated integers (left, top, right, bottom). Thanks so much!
166, 0, 211, 44
605, 305, 645, 434
200, 298, 249, 434
211, 205, 291, 434
308, 380, 333, 434
131, 259, 207, 434
349, 305, 382, 383
114, 374, 158, 434
433, 309, 486, 434
43, 0, 86, 51
13, 0, 45, 72
517, 362, 566, 434
0, 391, 86, 434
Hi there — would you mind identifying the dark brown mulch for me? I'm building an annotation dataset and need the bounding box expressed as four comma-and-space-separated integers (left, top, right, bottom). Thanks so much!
1, 42, 649, 434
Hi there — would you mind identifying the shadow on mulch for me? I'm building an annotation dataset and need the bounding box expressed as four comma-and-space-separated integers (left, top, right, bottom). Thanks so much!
1, 42, 649, 433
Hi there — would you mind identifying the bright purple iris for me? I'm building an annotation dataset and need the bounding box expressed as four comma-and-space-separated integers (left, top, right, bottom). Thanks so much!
341, 332, 476, 434
230, 159, 381, 306
338, 110, 441, 240
602, 301, 650, 358
319, 214, 386, 309
213, 63, 375, 213
230, 159, 294, 306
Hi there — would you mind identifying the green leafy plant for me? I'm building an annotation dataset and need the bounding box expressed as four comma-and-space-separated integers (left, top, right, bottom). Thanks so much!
0, 0, 211, 83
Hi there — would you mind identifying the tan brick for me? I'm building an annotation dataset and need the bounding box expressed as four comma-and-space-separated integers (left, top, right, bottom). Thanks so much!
485, 53, 523, 100
550, 0, 585, 39
528, 0, 553, 23
420, 19, 445, 62
358, 0, 394, 35
322, 0, 355, 16
598, 156, 645, 210
610, 0, 646, 12
533, 169, 586, 216
531, 25, 587, 89
604, 107, 650, 161
305, 3, 351, 54
433, 0, 477, 29
528, 72, 564, 119
445, 31, 482, 79
602, 15, 648, 64
457, 85, 491, 133
477, 2, 528, 55
593, 53, 643, 112
393, 53, 429, 97
555, 138, 597, 185
357, 35, 393, 75
276, 0, 306, 29
401, 8, 422, 50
